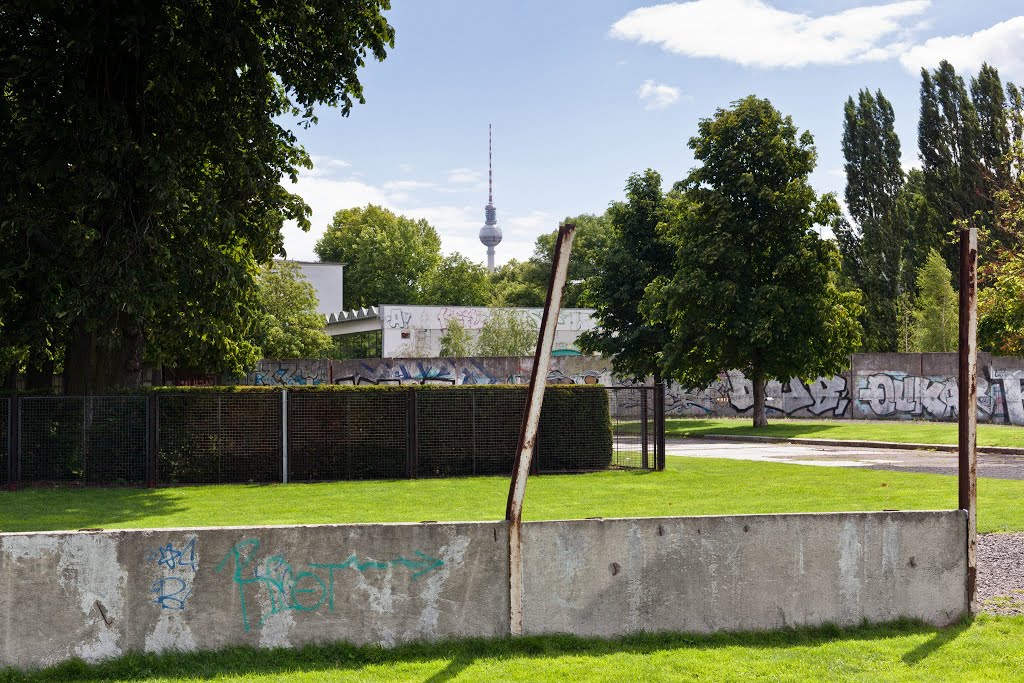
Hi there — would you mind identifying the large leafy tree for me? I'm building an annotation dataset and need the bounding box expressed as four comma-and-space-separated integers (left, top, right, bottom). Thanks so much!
579, 169, 673, 381
255, 261, 332, 359
840, 89, 906, 351
647, 96, 863, 427
488, 213, 614, 308
315, 205, 442, 308
0, 0, 393, 393
421, 253, 491, 307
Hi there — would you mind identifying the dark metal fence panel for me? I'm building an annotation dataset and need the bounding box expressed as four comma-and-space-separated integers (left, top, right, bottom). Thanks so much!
0, 397, 8, 485
416, 388, 527, 477
537, 387, 616, 473
157, 393, 281, 484
287, 389, 408, 481
18, 396, 146, 484
82, 396, 147, 484
606, 386, 657, 470
5, 385, 658, 487
20, 396, 84, 483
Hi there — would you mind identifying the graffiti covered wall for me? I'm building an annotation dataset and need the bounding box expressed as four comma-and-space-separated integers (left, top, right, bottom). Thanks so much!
1, 512, 966, 669
245, 353, 1024, 425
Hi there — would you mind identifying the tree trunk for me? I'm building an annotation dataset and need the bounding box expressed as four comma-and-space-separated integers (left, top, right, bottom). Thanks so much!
752, 356, 767, 428
24, 358, 54, 392
63, 314, 145, 395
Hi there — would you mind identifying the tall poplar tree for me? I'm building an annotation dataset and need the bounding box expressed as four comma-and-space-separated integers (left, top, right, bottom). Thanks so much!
841, 89, 906, 351
917, 61, 985, 273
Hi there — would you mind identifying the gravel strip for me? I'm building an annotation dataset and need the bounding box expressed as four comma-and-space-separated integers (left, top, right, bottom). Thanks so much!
979, 533, 1024, 615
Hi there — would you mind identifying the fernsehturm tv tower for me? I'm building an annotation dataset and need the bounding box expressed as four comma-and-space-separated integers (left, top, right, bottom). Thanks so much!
478, 124, 502, 272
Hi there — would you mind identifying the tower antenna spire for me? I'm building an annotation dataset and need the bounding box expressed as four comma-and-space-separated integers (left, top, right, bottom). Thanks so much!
478, 123, 502, 272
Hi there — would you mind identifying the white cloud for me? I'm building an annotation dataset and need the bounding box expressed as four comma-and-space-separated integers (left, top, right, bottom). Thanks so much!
508, 210, 555, 230
610, 0, 930, 68
382, 179, 437, 192
447, 167, 484, 185
637, 80, 682, 109
899, 16, 1024, 81
280, 175, 391, 260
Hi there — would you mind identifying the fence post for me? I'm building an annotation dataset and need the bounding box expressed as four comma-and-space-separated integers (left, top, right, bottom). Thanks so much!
146, 394, 159, 487
640, 388, 649, 469
7, 394, 18, 490
656, 382, 666, 471
281, 389, 289, 484
406, 387, 418, 479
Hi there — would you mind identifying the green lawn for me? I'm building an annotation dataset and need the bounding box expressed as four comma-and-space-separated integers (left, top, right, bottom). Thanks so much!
661, 417, 1024, 448
4, 616, 1023, 682
4, 457, 1023, 533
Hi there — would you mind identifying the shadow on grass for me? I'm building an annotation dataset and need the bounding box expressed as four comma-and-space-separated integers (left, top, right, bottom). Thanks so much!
662, 419, 840, 440
900, 617, 970, 666
1, 619, 957, 682
0, 487, 189, 533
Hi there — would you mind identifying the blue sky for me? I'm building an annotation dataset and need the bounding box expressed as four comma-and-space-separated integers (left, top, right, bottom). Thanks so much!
281, 0, 1024, 266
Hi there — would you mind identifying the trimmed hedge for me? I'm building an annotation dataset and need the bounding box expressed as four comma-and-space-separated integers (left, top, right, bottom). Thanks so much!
5, 385, 614, 484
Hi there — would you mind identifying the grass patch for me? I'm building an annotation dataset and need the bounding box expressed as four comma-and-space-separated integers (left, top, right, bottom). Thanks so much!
3, 616, 1023, 682
3, 457, 1023, 533
660, 417, 1024, 448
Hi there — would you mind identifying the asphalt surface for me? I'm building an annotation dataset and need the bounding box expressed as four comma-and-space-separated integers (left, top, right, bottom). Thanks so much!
666, 438, 1024, 480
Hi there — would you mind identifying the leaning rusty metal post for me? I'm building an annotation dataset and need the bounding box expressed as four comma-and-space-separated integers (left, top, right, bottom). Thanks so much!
507, 222, 576, 636
958, 224, 978, 615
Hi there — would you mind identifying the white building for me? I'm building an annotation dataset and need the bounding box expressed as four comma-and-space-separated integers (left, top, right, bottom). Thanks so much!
277, 260, 344, 317
324, 304, 597, 358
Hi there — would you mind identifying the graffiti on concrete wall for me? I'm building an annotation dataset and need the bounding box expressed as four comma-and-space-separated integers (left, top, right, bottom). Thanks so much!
147, 537, 198, 611
330, 358, 614, 387
250, 361, 329, 386
855, 373, 959, 419
852, 367, 1024, 424
215, 538, 445, 632
243, 354, 1024, 425
724, 371, 851, 417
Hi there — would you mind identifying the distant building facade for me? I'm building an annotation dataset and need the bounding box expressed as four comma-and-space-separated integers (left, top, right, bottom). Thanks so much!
324, 304, 597, 358
277, 260, 344, 317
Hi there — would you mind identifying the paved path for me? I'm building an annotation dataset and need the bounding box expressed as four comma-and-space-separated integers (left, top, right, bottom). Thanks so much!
666, 438, 1024, 480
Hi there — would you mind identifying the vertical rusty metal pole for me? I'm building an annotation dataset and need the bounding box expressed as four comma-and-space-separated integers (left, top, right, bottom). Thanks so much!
958, 224, 978, 615
507, 222, 576, 636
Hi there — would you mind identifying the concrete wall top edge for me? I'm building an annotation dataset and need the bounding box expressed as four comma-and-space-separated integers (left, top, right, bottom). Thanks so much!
0, 524, 509, 540
521, 509, 965, 528
1, 510, 965, 540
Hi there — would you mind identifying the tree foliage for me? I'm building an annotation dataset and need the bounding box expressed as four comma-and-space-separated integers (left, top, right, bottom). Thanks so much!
422, 254, 492, 307
841, 89, 906, 351
438, 319, 475, 358
0, 0, 393, 392
486, 213, 614, 308
255, 261, 332, 359
579, 170, 673, 381
476, 309, 538, 357
912, 250, 958, 352
647, 96, 863, 427
315, 205, 442, 308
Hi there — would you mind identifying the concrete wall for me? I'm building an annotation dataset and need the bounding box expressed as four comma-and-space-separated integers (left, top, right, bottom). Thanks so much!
246, 353, 1024, 425
522, 512, 966, 637
1, 511, 965, 670
0, 521, 508, 670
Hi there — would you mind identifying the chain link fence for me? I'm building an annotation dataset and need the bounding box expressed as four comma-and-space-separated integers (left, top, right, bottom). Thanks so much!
3, 385, 664, 487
